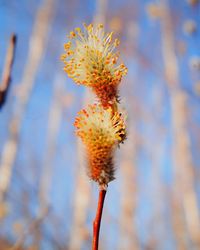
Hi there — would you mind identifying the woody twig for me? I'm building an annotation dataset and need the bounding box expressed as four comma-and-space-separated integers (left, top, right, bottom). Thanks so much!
0, 34, 17, 109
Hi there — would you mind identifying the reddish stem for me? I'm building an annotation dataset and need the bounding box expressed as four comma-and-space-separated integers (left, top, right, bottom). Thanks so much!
0, 34, 17, 108
92, 188, 107, 250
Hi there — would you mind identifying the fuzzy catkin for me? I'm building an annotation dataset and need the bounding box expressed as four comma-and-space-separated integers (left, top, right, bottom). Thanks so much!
61, 23, 127, 188
61, 23, 127, 108
74, 104, 126, 187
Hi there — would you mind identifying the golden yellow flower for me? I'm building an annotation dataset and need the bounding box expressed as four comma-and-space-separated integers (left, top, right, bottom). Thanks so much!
74, 104, 126, 188
61, 23, 127, 108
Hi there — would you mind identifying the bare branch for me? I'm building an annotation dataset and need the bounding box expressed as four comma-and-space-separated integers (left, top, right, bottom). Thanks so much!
0, 0, 55, 204
0, 34, 17, 109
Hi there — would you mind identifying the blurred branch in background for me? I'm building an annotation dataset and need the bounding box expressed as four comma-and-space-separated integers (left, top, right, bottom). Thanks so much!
68, 146, 91, 250
36, 75, 65, 245
0, 0, 55, 207
160, 0, 200, 248
118, 125, 139, 250
11, 212, 48, 250
12, 74, 65, 250
118, 21, 139, 250
93, 0, 107, 26
0, 34, 17, 109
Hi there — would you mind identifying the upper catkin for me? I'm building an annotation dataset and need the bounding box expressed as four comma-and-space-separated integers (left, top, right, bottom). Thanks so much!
61, 23, 127, 108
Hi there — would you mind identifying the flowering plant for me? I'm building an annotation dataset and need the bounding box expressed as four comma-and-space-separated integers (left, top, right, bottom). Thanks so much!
61, 23, 127, 250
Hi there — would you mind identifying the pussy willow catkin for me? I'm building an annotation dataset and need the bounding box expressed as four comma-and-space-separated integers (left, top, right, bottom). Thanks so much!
61, 23, 127, 189
61, 23, 127, 108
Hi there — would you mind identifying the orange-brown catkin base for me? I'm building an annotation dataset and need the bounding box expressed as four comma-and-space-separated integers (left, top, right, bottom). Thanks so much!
87, 152, 115, 186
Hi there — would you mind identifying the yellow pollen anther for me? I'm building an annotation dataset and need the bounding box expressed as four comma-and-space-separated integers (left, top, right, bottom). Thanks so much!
69, 31, 76, 38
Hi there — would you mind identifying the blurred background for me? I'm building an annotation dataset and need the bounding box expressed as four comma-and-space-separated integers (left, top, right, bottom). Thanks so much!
0, 0, 200, 249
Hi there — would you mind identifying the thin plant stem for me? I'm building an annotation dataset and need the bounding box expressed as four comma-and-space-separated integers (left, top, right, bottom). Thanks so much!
0, 34, 17, 109
92, 188, 107, 250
